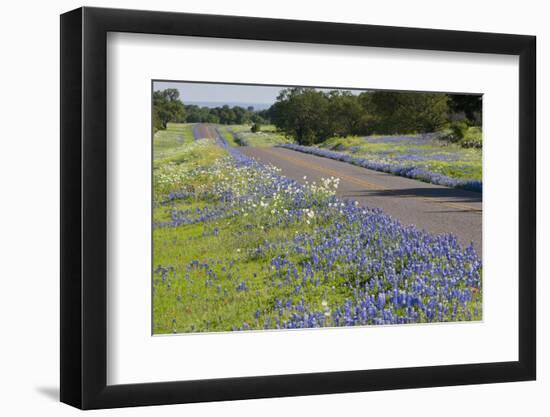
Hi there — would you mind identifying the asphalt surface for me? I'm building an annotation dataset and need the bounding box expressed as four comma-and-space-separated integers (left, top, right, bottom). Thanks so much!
240, 146, 482, 256
193, 123, 219, 139
193, 124, 482, 256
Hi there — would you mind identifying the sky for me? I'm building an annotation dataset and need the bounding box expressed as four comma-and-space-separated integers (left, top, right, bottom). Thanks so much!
153, 81, 478, 109
153, 81, 283, 108
153, 81, 365, 109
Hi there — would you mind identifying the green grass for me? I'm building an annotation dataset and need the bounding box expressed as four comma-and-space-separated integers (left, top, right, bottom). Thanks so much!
152, 139, 354, 333
460, 126, 483, 148
152, 129, 482, 334
153, 123, 195, 159
153, 213, 341, 333
152, 199, 356, 333
218, 124, 294, 147
153, 128, 226, 198
217, 127, 238, 147
319, 134, 482, 182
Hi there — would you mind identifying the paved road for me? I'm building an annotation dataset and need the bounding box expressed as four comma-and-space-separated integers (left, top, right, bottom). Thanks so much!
192, 124, 482, 256
193, 123, 219, 140
240, 146, 482, 256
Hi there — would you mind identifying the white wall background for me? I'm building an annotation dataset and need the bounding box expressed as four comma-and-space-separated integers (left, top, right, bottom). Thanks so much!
0, 0, 545, 415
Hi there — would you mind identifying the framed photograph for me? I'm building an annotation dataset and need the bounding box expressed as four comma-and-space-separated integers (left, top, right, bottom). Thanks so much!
60, 6, 536, 409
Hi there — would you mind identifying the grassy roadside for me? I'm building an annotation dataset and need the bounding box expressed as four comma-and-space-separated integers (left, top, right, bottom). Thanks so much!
152, 135, 482, 334
217, 124, 293, 147
318, 134, 482, 182
153, 123, 195, 161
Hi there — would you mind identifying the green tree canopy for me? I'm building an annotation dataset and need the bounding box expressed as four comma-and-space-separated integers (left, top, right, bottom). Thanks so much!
270, 89, 454, 143
328, 91, 372, 136
368, 91, 450, 134
271, 88, 332, 145
153, 89, 186, 131
449, 94, 482, 124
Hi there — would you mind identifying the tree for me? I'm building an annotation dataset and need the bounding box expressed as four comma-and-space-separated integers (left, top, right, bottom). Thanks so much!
449, 94, 482, 124
271, 88, 332, 145
153, 89, 186, 131
218, 105, 235, 124
327, 91, 370, 136
369, 91, 449, 134
206, 113, 220, 124
250, 113, 266, 125
181, 103, 268, 125
184, 105, 203, 123
232, 106, 249, 125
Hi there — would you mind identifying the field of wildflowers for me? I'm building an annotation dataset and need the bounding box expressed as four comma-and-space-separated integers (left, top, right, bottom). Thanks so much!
153, 129, 482, 334
279, 134, 482, 192
153, 127, 482, 334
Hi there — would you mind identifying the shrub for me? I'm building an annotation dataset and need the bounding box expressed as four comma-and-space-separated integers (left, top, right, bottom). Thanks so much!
439, 121, 482, 148
251, 123, 261, 133
461, 126, 482, 149
449, 121, 469, 140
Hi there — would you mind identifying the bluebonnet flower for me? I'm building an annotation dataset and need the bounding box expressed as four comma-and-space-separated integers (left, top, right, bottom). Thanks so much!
155, 130, 482, 332
278, 143, 482, 192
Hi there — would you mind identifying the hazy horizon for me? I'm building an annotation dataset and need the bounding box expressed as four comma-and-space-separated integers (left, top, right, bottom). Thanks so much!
153, 81, 366, 110
185, 100, 272, 110
154, 81, 282, 108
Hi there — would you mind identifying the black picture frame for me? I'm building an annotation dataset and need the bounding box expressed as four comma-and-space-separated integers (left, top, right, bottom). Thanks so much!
60, 6, 536, 410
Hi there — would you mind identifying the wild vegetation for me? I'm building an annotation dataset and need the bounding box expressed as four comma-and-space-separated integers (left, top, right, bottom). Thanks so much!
280, 132, 482, 191
153, 89, 186, 132
153, 88, 270, 132
269, 88, 481, 146
184, 104, 269, 125
153, 123, 195, 161
153, 85, 482, 191
152, 128, 482, 334
217, 124, 292, 147
153, 87, 482, 148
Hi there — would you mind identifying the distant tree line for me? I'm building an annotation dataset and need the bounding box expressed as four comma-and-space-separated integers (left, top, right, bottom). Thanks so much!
268, 88, 481, 145
184, 104, 269, 125
153, 87, 482, 144
153, 88, 269, 132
